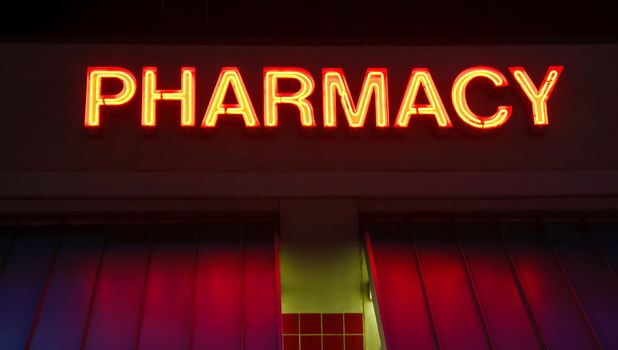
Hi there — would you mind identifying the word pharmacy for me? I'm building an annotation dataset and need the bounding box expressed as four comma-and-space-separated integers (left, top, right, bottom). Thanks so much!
84, 66, 563, 130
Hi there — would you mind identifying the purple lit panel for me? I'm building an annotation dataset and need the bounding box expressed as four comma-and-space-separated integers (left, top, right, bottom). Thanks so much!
547, 221, 618, 349
502, 221, 600, 350
0, 229, 59, 349
30, 231, 104, 350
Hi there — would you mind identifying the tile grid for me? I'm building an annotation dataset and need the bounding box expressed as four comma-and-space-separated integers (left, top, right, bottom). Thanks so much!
282, 313, 364, 350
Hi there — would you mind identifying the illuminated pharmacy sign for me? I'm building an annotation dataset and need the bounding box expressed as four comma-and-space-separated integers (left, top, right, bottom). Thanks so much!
84, 66, 562, 130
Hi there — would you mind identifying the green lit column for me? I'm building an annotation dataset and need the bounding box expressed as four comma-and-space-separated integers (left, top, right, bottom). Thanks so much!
279, 199, 381, 350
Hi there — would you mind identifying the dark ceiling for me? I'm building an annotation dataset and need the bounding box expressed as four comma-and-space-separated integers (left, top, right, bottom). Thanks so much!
0, 0, 616, 44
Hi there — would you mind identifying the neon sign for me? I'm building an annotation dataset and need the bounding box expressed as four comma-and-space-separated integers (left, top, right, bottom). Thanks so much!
84, 66, 563, 130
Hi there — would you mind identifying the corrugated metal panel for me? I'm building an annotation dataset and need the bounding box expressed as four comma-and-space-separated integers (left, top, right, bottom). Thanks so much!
30, 229, 105, 349
0, 223, 281, 350
84, 227, 151, 350
367, 219, 618, 350
0, 228, 59, 350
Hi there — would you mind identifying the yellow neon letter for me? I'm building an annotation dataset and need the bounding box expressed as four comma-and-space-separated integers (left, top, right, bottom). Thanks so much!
452, 67, 511, 129
142, 67, 196, 128
323, 68, 389, 128
394, 69, 451, 128
509, 66, 563, 126
84, 67, 137, 128
202, 67, 260, 128
264, 68, 315, 127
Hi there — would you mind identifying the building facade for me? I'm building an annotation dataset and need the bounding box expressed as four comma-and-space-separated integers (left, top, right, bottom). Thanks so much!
0, 15, 617, 350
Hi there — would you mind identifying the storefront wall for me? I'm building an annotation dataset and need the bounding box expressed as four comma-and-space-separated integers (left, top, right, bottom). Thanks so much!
0, 43, 617, 350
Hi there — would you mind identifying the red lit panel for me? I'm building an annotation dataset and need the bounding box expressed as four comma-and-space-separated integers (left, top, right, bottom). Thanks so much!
414, 222, 491, 350
366, 228, 436, 349
243, 227, 280, 350
137, 231, 195, 350
457, 221, 544, 350
367, 220, 618, 350
192, 229, 242, 349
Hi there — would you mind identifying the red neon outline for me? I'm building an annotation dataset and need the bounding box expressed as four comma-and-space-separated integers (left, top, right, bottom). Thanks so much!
141, 66, 196, 128
84, 67, 137, 128
323, 68, 389, 128
509, 66, 563, 126
394, 68, 452, 128
263, 67, 316, 128
201, 67, 260, 128
451, 66, 512, 129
